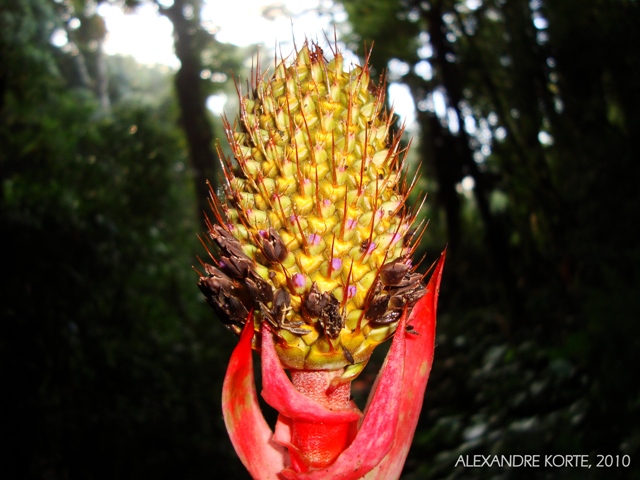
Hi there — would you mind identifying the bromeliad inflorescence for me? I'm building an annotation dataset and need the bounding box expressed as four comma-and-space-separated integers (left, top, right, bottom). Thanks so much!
197, 40, 445, 479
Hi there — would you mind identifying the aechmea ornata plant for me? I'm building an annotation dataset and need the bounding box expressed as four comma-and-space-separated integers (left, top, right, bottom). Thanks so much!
197, 40, 446, 479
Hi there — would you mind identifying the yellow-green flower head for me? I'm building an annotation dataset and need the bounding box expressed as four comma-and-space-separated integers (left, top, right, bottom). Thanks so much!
198, 41, 425, 379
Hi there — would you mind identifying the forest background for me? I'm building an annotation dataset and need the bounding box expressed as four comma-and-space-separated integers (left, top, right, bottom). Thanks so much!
2, 0, 639, 479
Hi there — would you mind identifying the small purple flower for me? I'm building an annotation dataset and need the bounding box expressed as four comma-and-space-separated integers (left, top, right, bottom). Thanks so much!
292, 273, 306, 289
308, 233, 321, 245
366, 242, 377, 255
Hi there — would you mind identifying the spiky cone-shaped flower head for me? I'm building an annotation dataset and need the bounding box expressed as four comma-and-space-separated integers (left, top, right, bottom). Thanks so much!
197, 41, 447, 478
198, 41, 426, 381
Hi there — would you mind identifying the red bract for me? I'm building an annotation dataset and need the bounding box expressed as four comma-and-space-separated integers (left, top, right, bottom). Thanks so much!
222, 250, 446, 479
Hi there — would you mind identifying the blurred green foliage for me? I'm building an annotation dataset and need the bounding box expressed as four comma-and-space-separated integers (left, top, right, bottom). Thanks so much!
1, 0, 248, 478
338, 0, 640, 478
2, 0, 640, 479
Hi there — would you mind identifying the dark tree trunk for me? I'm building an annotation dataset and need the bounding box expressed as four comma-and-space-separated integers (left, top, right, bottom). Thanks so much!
160, 0, 218, 229
421, 0, 523, 319
405, 74, 463, 253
